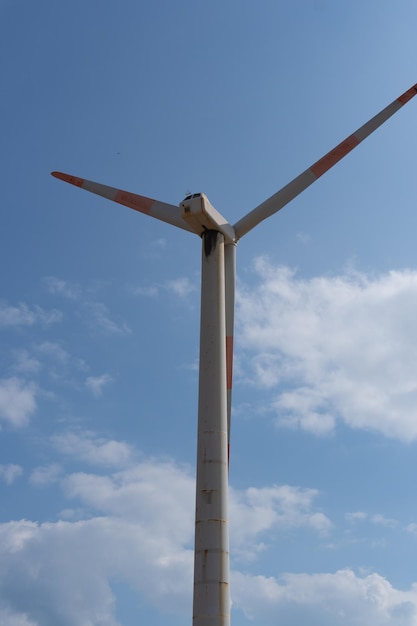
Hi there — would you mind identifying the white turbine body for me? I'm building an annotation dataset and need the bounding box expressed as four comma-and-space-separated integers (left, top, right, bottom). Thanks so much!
52, 83, 417, 626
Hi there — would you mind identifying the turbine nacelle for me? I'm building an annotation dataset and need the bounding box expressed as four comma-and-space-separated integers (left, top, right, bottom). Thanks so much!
180, 192, 235, 243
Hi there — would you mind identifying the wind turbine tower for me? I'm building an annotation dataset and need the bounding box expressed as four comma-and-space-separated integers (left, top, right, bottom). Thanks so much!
52, 83, 417, 626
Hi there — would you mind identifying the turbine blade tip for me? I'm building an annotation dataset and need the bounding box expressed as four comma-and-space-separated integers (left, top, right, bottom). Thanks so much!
51, 172, 84, 187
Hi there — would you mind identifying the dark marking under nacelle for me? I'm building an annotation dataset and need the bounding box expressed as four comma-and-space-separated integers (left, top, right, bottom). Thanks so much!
203, 230, 219, 257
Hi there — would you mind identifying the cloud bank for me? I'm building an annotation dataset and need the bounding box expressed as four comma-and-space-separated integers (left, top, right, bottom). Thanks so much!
237, 260, 417, 441
0, 435, 339, 626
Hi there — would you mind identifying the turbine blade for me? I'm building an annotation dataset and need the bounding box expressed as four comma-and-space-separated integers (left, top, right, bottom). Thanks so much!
51, 172, 195, 234
234, 83, 417, 240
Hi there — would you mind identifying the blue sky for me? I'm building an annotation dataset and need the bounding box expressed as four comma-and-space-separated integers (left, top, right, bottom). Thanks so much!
2, 1, 417, 624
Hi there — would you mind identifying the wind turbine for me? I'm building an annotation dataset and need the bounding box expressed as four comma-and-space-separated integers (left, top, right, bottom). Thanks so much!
52, 83, 417, 626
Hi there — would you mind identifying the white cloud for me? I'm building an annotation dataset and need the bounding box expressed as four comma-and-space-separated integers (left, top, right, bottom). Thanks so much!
0, 302, 61, 328
43, 276, 81, 300
406, 523, 417, 535
84, 302, 131, 335
0, 448, 338, 626
0, 518, 124, 626
51, 431, 133, 468
165, 277, 195, 298
63, 460, 195, 544
0, 458, 196, 625
35, 341, 69, 363
43, 277, 132, 337
29, 464, 62, 487
230, 484, 331, 560
4, 521, 417, 626
0, 464, 23, 485
12, 350, 41, 375
85, 374, 113, 397
151, 237, 167, 249
346, 511, 368, 523
237, 260, 417, 441
0, 606, 37, 626
0, 449, 416, 625
232, 568, 417, 625
296, 231, 310, 243
0, 515, 193, 625
131, 285, 159, 297
33, 342, 88, 383
131, 276, 195, 299
371, 514, 398, 528
59, 449, 330, 557
345, 511, 399, 529
0, 378, 36, 428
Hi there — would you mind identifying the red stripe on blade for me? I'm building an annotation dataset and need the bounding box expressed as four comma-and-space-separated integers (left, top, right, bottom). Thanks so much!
398, 85, 417, 105
114, 190, 154, 214
310, 134, 360, 178
51, 172, 84, 188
